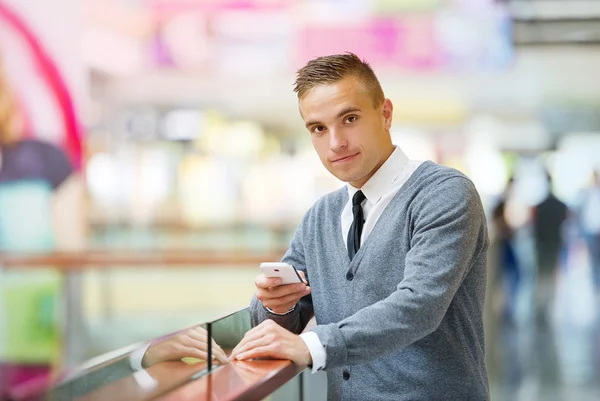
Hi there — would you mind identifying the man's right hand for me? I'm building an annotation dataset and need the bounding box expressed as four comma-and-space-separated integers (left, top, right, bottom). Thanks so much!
254, 271, 311, 314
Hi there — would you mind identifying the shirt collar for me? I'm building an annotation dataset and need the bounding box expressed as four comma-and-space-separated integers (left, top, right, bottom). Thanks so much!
346, 146, 409, 205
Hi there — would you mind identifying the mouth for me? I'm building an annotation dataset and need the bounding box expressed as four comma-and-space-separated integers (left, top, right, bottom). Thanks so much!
331, 153, 359, 164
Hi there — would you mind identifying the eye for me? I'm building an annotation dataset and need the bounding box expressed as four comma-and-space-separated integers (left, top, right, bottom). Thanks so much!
312, 125, 326, 133
345, 116, 357, 123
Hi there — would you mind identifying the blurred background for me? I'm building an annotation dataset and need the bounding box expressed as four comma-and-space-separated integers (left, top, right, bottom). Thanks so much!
0, 0, 599, 400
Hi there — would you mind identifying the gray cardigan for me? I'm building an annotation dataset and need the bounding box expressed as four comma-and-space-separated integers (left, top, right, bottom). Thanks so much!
250, 161, 490, 400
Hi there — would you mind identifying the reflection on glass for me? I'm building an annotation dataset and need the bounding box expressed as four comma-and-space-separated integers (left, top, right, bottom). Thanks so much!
42, 323, 213, 401
38, 309, 255, 401
206, 308, 253, 366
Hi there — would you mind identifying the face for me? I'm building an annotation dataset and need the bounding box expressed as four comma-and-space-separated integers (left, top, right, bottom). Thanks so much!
299, 76, 394, 188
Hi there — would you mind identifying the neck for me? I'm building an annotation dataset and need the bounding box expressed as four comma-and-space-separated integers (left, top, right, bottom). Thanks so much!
350, 144, 394, 188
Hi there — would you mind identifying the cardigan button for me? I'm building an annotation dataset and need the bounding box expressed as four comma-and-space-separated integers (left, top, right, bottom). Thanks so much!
343, 370, 350, 380
346, 272, 354, 281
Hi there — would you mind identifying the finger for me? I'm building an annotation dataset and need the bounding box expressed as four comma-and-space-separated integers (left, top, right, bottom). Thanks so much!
270, 283, 308, 297
181, 345, 226, 364
261, 289, 310, 309
236, 345, 282, 361
231, 331, 258, 357
180, 346, 209, 361
182, 332, 209, 351
186, 328, 208, 342
181, 334, 220, 362
187, 326, 225, 358
232, 335, 269, 360
186, 335, 226, 363
256, 284, 307, 301
192, 325, 208, 335
231, 320, 279, 357
231, 325, 267, 357
211, 339, 229, 364
255, 274, 282, 289
297, 270, 308, 284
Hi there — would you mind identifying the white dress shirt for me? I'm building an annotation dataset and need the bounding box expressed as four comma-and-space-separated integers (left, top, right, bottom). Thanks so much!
299, 146, 423, 372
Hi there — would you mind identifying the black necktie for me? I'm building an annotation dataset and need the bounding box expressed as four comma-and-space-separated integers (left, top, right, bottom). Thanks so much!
347, 190, 366, 261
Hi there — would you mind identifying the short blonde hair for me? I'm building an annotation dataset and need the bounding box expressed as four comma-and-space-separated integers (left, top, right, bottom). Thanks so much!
293, 53, 385, 108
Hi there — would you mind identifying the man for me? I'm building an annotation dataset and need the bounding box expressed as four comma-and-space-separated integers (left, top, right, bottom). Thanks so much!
532, 171, 568, 323
230, 53, 490, 400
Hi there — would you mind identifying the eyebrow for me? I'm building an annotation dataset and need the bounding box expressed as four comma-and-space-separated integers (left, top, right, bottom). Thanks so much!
305, 107, 362, 128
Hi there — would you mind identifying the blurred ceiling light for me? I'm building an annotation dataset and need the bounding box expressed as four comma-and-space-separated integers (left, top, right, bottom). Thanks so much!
162, 109, 205, 141
131, 149, 171, 226
554, 132, 600, 204
203, 120, 266, 159
468, 116, 551, 151
117, 108, 159, 140
86, 153, 120, 205
464, 145, 508, 196
178, 156, 237, 226
391, 128, 437, 162
465, 115, 502, 146
241, 153, 324, 225
513, 159, 549, 206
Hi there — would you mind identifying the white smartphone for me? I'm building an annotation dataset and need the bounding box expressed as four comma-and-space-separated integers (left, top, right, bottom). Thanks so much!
260, 262, 304, 285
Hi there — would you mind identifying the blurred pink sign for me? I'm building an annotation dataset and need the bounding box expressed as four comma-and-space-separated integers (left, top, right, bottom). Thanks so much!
148, 0, 291, 15
296, 16, 440, 71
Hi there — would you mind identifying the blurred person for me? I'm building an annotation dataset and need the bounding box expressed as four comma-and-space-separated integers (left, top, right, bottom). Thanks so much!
492, 176, 521, 322
577, 169, 600, 294
531, 171, 568, 324
0, 59, 81, 398
229, 53, 490, 400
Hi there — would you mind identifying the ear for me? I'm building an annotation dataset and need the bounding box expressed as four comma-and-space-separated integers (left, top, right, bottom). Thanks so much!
382, 98, 393, 130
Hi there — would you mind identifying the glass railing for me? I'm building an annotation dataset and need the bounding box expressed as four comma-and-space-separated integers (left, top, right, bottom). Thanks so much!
30, 308, 304, 401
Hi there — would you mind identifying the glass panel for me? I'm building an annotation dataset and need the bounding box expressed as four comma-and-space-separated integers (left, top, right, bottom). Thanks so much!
206, 308, 252, 365
42, 322, 213, 401
267, 373, 302, 401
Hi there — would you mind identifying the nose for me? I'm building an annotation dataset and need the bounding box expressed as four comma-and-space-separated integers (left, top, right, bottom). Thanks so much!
329, 128, 348, 152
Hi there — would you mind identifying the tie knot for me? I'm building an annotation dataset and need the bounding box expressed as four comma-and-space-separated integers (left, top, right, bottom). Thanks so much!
352, 190, 366, 207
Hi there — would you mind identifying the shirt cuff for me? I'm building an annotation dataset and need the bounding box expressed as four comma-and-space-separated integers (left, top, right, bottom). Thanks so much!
300, 331, 326, 373
132, 369, 158, 390
265, 304, 296, 316
129, 342, 152, 371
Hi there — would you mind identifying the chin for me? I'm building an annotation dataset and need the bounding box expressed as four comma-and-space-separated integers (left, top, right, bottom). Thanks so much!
326, 165, 362, 183
334, 172, 362, 184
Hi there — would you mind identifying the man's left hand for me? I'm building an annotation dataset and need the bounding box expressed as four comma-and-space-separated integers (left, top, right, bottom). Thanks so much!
230, 320, 312, 366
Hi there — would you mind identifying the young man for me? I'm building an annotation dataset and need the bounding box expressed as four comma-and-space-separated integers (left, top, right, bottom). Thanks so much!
231, 53, 490, 400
